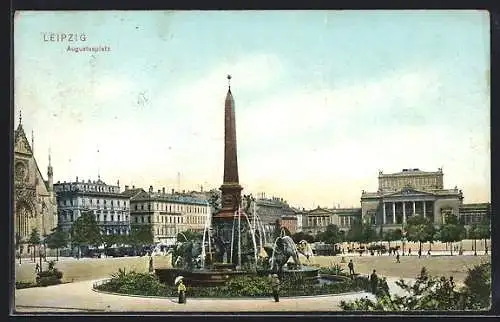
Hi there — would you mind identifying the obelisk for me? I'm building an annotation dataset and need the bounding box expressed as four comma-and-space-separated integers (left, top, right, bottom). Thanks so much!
213, 75, 243, 261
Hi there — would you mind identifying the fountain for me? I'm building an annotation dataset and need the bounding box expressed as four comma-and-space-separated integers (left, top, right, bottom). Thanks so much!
154, 76, 320, 286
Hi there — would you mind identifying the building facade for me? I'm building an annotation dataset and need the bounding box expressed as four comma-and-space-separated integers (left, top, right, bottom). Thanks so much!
14, 120, 58, 253
458, 203, 491, 226
279, 215, 297, 234
54, 178, 131, 236
126, 186, 211, 245
361, 168, 463, 230
253, 195, 296, 235
303, 206, 361, 235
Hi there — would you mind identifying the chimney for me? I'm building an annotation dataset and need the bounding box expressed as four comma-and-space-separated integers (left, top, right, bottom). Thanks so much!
132, 185, 135, 189
162, 187, 165, 194
171, 188, 174, 194
183, 190, 185, 194
149, 185, 153, 193
158, 189, 161, 193
76, 176, 79, 183
125, 185, 129, 191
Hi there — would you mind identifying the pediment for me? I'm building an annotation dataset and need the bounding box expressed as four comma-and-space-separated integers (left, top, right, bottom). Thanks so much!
307, 207, 333, 216
385, 188, 434, 198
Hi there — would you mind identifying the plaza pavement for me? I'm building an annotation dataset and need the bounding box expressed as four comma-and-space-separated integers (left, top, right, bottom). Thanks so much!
13, 251, 490, 313
14, 278, 381, 313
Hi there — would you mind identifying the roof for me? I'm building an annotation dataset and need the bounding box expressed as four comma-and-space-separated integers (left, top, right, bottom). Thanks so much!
379, 168, 442, 177
130, 191, 209, 205
120, 188, 145, 198
361, 187, 463, 200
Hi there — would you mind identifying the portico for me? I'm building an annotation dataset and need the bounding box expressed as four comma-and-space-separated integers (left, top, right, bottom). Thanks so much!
381, 199, 435, 225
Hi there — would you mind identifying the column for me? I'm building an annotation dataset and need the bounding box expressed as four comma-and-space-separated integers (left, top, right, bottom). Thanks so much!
423, 201, 426, 218
383, 202, 386, 225
412, 201, 416, 215
392, 202, 396, 224
402, 202, 406, 224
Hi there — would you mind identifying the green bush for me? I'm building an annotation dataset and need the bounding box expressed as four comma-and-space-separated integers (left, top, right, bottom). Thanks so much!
16, 281, 37, 289
96, 269, 368, 298
340, 264, 491, 311
35, 261, 63, 287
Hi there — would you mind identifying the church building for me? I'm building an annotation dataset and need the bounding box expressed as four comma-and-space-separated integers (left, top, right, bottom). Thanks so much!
14, 114, 58, 254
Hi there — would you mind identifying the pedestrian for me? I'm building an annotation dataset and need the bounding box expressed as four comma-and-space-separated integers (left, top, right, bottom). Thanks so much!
348, 259, 355, 276
418, 249, 422, 258
148, 255, 154, 273
177, 278, 186, 304
370, 269, 379, 294
427, 249, 431, 257
408, 248, 412, 256
396, 253, 400, 263
271, 274, 280, 302
35, 263, 40, 273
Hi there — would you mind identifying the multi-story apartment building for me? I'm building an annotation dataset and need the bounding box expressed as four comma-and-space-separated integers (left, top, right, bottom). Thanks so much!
54, 178, 131, 236
124, 185, 211, 245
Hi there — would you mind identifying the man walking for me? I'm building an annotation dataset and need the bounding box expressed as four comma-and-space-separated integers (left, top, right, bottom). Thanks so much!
348, 259, 355, 277
396, 252, 400, 263
370, 269, 379, 294
271, 274, 281, 302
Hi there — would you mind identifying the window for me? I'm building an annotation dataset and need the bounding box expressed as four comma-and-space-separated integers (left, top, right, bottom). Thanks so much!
111, 200, 114, 206
135, 217, 138, 223
118, 215, 121, 221
104, 215, 108, 221
97, 199, 100, 204
104, 200, 107, 205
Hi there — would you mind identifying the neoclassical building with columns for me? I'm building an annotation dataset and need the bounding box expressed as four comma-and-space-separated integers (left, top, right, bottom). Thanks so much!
361, 168, 463, 229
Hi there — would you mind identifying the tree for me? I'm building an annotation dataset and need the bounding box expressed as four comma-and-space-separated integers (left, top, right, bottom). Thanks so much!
28, 228, 41, 263
70, 211, 102, 258
176, 229, 202, 242
462, 262, 491, 309
291, 231, 315, 244
15, 233, 23, 264
405, 215, 435, 257
45, 226, 68, 261
384, 229, 400, 250
468, 224, 480, 256
439, 213, 466, 256
129, 224, 154, 247
316, 224, 343, 245
477, 217, 491, 253
346, 219, 363, 248
102, 234, 117, 256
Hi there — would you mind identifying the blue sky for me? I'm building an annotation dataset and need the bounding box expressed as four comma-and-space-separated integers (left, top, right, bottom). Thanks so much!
14, 10, 490, 209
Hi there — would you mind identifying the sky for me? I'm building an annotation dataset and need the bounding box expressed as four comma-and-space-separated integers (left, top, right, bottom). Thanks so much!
14, 10, 490, 209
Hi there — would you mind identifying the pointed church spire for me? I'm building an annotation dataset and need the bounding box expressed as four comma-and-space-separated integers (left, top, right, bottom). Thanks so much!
47, 147, 53, 192
19, 109, 22, 126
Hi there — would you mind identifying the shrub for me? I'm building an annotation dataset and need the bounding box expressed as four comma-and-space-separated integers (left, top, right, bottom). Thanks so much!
16, 281, 37, 289
97, 268, 368, 298
340, 264, 491, 311
35, 260, 63, 287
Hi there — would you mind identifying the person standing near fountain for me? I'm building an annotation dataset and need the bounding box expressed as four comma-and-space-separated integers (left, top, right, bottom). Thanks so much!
348, 259, 355, 277
370, 269, 379, 294
177, 277, 187, 304
271, 274, 281, 302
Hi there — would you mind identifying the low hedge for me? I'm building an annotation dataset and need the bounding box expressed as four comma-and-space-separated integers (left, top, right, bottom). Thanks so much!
95, 268, 388, 298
